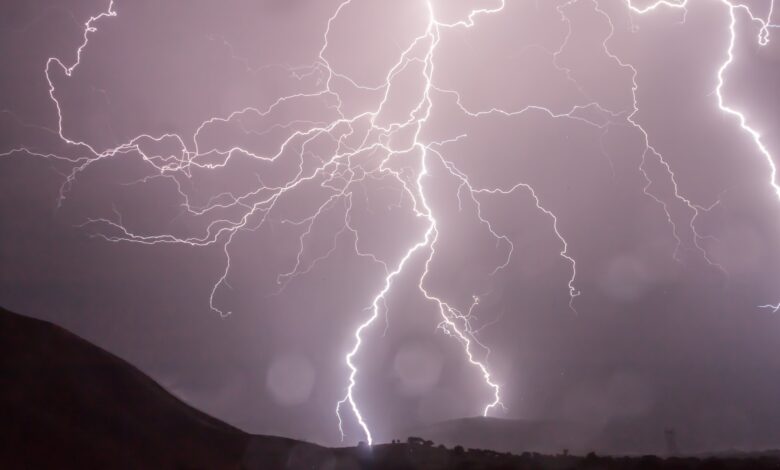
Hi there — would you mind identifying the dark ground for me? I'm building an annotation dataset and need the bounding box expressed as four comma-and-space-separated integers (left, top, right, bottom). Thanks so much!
1, 305, 779, 469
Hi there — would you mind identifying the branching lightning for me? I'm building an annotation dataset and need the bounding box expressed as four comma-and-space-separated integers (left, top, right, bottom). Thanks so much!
619, 0, 777, 305
3, 0, 778, 445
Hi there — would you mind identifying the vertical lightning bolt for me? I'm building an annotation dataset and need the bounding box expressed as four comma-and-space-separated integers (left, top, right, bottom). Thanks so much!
336, 1, 511, 443
4, 0, 777, 448
334, 0, 585, 443
621, 0, 778, 306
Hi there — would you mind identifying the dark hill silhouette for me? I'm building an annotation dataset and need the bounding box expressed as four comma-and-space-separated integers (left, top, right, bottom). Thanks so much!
0, 305, 330, 469
2, 305, 780, 469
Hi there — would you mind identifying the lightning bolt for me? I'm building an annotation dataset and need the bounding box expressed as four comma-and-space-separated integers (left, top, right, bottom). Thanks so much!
3, 0, 777, 447
619, 0, 778, 306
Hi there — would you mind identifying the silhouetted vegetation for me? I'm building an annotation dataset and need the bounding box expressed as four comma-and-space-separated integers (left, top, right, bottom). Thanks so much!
333, 443, 780, 469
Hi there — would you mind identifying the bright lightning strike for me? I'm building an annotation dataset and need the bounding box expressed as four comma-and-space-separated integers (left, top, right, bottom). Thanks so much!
620, 0, 778, 307
4, 0, 778, 447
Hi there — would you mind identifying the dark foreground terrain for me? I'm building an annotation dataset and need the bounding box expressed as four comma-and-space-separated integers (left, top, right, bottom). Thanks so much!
1, 305, 779, 469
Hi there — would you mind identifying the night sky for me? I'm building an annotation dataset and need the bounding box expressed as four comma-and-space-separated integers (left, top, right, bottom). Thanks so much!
1, 0, 780, 452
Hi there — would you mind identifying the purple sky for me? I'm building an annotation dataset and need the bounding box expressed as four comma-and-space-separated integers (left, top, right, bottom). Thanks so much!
1, 0, 780, 452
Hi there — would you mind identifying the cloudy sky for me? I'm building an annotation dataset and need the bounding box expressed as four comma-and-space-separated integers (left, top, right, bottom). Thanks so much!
1, 0, 779, 452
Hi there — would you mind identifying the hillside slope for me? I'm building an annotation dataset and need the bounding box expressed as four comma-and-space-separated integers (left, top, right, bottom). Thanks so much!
4, 305, 780, 469
0, 306, 328, 469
